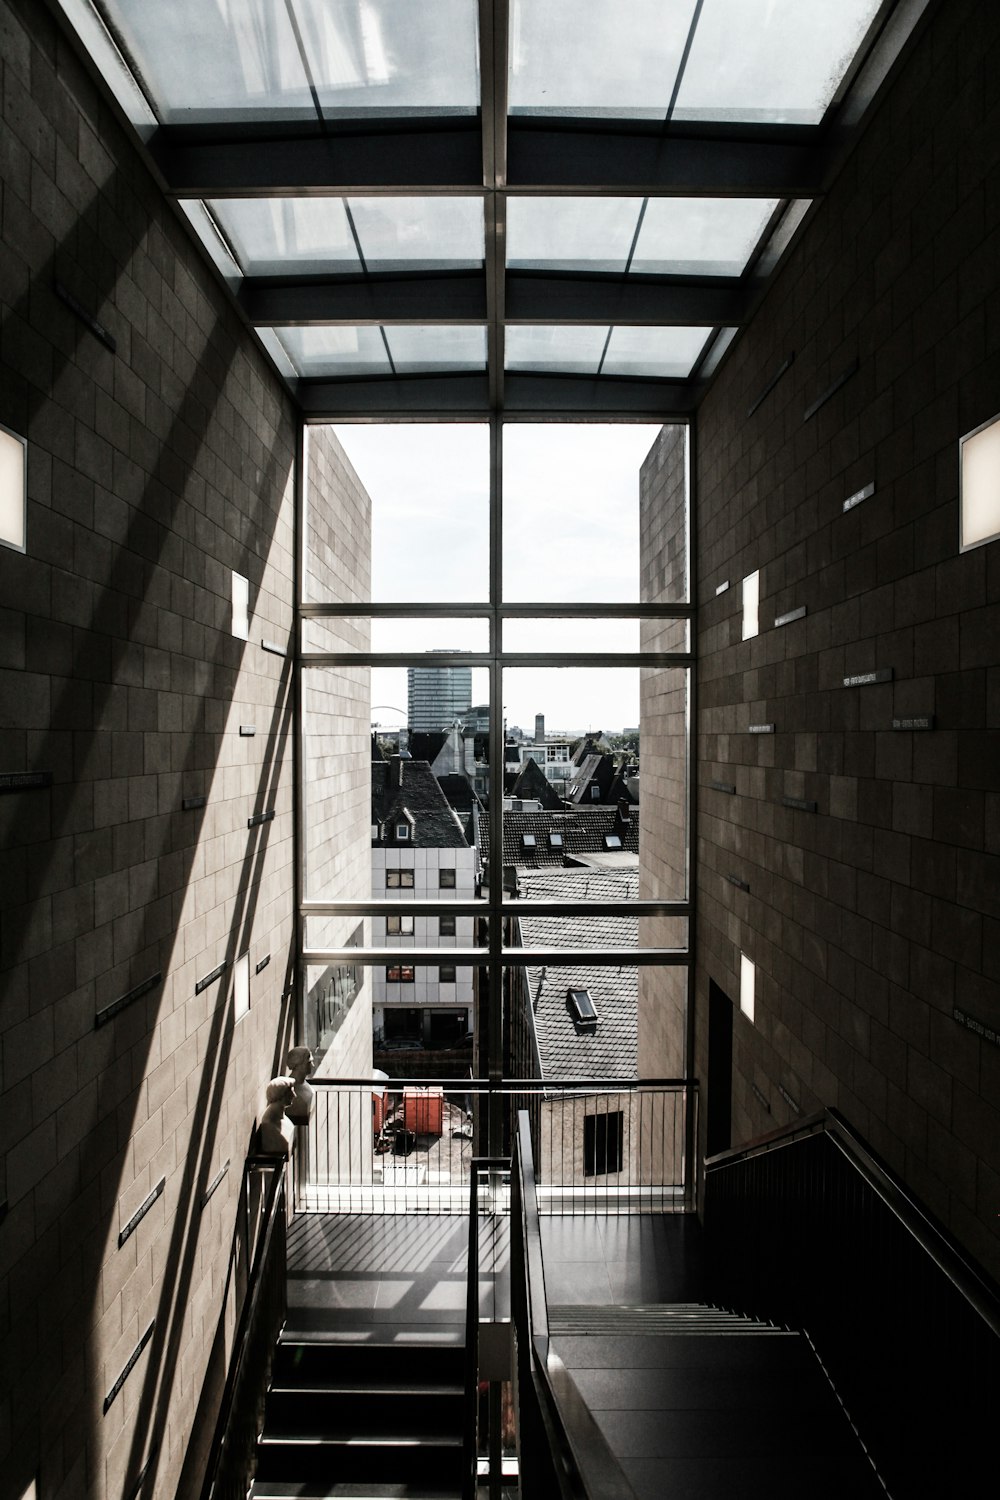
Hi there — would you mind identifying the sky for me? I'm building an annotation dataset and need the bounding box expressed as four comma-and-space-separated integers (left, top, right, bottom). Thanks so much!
330, 421, 667, 731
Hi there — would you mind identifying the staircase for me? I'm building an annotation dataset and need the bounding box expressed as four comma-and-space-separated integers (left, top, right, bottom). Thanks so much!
546, 1302, 886, 1499
250, 1336, 466, 1500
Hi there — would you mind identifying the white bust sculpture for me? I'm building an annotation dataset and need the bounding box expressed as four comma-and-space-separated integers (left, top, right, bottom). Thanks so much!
259, 1077, 296, 1156
285, 1046, 314, 1124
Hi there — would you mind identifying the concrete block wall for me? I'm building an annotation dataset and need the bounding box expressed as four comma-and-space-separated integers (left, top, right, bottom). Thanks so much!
693, 0, 1000, 1278
0, 2, 299, 1496
301, 425, 373, 1085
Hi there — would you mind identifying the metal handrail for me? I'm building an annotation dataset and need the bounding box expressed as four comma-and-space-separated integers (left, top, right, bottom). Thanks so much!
463, 1154, 509, 1500
706, 1106, 1000, 1335
200, 1156, 287, 1500
512, 1112, 638, 1500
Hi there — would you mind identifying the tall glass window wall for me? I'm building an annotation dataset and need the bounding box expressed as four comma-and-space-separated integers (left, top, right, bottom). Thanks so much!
298, 418, 694, 1191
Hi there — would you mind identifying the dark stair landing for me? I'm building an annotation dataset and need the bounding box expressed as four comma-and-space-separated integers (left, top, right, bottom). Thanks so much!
550, 1302, 885, 1500
250, 1336, 465, 1500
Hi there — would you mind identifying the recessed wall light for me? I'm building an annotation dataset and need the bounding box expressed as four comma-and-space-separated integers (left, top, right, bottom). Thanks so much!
0, 422, 27, 554
740, 952, 755, 1022
742, 570, 759, 640
960, 412, 1000, 552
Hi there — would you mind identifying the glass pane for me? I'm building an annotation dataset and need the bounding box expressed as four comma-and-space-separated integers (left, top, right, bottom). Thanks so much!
509, 0, 698, 118
506, 198, 642, 272
505, 326, 608, 374
372, 663, 490, 801
502, 424, 664, 601
102, 1, 316, 123
632, 198, 779, 277
330, 425, 489, 602
384, 325, 486, 372
275, 325, 391, 377
502, 617, 688, 653
602, 326, 711, 379
302, 948, 370, 1077
303, 666, 373, 904
296, 0, 480, 118
501, 666, 688, 902
303, 617, 490, 654
208, 198, 360, 276
675, 0, 884, 125
351, 197, 485, 270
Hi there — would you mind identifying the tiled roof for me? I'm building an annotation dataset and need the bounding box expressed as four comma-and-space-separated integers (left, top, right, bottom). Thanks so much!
506, 756, 564, 809
481, 805, 639, 869
372, 757, 470, 849
514, 870, 638, 1081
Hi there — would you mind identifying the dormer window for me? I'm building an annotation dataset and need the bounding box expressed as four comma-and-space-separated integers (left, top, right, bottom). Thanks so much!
568, 987, 598, 1026
590, 785, 601, 800
604, 834, 622, 850
396, 824, 409, 839
521, 833, 536, 849
549, 833, 563, 848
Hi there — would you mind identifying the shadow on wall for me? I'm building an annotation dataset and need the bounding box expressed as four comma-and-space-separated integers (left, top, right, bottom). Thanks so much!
0, 15, 299, 1494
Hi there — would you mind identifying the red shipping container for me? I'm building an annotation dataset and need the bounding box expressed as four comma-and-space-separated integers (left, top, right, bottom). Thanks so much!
403, 1085, 443, 1137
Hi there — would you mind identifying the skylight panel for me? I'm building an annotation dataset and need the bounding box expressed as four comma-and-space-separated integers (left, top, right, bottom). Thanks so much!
509, 0, 698, 118
351, 198, 485, 271
385, 326, 486, 373
631, 199, 780, 278
506, 198, 642, 273
298, 0, 481, 117
505, 326, 608, 374
271, 326, 392, 378
602, 326, 711, 379
674, 0, 885, 126
208, 199, 361, 277
99, 1, 317, 123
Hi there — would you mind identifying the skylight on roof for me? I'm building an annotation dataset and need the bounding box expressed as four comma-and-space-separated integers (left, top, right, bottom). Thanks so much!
509, 0, 885, 126
506, 326, 712, 379
99, 0, 481, 123
271, 324, 487, 378
507, 197, 780, 278
568, 987, 599, 1025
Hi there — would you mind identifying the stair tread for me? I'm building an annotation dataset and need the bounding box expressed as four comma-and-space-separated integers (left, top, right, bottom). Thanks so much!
270, 1384, 463, 1397
260, 1434, 463, 1448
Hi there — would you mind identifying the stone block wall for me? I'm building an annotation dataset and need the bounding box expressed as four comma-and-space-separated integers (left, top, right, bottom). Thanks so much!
0, 2, 298, 1495
693, 0, 1000, 1278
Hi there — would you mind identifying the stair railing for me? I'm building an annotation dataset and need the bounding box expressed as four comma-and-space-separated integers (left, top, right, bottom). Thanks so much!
705, 1106, 1000, 1497
463, 1154, 510, 1500
508, 1111, 638, 1500
200, 1155, 288, 1500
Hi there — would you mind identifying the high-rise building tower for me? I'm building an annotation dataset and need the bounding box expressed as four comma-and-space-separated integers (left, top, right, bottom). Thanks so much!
407, 661, 473, 733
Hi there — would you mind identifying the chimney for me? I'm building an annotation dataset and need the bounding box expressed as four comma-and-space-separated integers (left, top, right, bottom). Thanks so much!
535, 713, 545, 743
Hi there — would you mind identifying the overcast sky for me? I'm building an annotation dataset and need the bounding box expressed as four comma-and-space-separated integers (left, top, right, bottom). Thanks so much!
332, 421, 664, 731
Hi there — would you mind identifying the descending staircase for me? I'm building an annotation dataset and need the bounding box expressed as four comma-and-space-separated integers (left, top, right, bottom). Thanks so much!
250, 1336, 466, 1500
545, 1302, 886, 1499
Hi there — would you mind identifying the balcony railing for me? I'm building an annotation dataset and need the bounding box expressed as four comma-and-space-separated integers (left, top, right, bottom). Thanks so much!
296, 1077, 694, 1214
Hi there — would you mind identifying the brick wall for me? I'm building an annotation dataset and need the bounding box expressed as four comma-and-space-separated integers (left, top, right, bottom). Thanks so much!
693, 0, 1000, 1278
0, 2, 299, 1495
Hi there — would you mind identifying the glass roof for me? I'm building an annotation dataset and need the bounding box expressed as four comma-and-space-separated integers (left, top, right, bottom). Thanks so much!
509, 0, 884, 124
273, 325, 486, 378
506, 326, 711, 379
100, 0, 480, 122
207, 197, 484, 276
507, 197, 782, 277
60, 0, 913, 406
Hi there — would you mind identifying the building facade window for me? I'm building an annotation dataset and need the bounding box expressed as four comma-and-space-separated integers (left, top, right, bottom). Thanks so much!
386, 869, 415, 888
584, 1111, 624, 1177
439, 915, 456, 936
387, 915, 415, 935
386, 965, 415, 982
439, 868, 456, 889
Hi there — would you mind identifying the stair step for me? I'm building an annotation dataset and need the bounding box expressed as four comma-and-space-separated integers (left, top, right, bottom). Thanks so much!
251, 1485, 462, 1499
263, 1388, 463, 1439
273, 1341, 465, 1388
548, 1302, 789, 1336
254, 1437, 464, 1485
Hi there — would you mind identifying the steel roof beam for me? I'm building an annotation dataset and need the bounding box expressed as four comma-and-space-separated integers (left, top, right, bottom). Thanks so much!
238, 271, 747, 328
296, 371, 699, 418
151, 122, 826, 199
